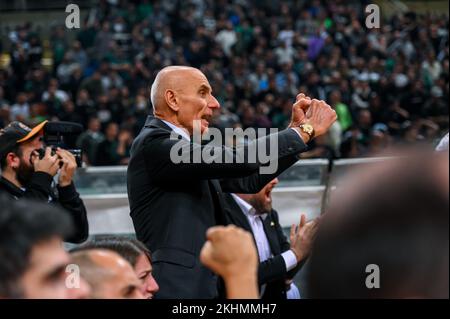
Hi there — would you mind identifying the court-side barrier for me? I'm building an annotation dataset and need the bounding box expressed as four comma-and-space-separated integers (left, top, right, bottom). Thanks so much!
74, 157, 392, 235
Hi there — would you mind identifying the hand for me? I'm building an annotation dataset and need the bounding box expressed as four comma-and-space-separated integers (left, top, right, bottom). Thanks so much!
118, 130, 132, 145
31, 147, 60, 177
56, 148, 77, 187
289, 93, 311, 128
304, 99, 337, 138
200, 225, 259, 299
201, 225, 257, 279
290, 214, 320, 262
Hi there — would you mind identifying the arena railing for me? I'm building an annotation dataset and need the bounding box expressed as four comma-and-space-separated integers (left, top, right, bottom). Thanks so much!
73, 157, 393, 235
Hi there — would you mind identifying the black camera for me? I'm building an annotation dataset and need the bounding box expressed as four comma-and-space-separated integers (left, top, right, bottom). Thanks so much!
37, 121, 84, 168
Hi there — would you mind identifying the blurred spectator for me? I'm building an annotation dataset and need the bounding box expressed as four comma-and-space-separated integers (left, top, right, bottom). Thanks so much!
329, 90, 352, 131
95, 122, 132, 166
308, 151, 449, 298
70, 249, 144, 299
10, 92, 29, 122
71, 236, 159, 299
0, 197, 90, 299
77, 117, 105, 166
42, 79, 69, 117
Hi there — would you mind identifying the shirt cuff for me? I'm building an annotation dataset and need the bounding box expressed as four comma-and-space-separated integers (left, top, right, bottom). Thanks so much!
287, 283, 301, 299
282, 250, 298, 272
290, 127, 305, 142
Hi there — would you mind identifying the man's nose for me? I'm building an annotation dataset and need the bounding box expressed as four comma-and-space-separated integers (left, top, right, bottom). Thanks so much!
208, 95, 220, 109
69, 278, 91, 299
148, 275, 160, 294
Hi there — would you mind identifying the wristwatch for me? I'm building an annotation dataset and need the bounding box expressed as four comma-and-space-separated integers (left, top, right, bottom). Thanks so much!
299, 123, 315, 140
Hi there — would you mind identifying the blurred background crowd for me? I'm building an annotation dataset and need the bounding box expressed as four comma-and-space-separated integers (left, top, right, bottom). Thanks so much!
0, 0, 448, 166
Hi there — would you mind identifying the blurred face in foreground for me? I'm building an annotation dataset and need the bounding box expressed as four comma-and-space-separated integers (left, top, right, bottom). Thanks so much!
77, 250, 144, 299
307, 151, 449, 298
20, 237, 90, 299
133, 253, 159, 299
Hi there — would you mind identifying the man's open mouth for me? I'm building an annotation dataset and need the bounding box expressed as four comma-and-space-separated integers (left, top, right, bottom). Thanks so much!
201, 116, 212, 127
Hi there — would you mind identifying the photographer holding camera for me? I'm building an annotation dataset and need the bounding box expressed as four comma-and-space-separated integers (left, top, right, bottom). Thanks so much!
0, 120, 88, 243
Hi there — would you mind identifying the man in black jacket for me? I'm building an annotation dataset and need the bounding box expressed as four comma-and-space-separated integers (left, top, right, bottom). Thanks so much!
127, 66, 336, 298
223, 178, 318, 299
0, 121, 89, 243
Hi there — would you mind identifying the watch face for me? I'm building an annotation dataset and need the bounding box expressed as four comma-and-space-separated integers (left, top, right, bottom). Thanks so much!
303, 124, 314, 134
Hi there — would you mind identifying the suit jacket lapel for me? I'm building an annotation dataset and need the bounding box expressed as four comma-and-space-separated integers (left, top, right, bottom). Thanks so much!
223, 193, 253, 233
208, 180, 228, 226
262, 213, 282, 256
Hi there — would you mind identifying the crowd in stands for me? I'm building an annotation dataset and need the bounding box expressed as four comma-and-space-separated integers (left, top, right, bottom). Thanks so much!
0, 0, 448, 165
0, 0, 448, 300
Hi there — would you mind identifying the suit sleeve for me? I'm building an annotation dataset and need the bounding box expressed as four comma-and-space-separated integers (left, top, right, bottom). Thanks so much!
219, 129, 307, 193
143, 128, 305, 183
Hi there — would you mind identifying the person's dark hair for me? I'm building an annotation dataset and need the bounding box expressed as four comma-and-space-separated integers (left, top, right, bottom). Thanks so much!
0, 196, 73, 298
307, 154, 449, 298
70, 236, 151, 267
0, 144, 22, 170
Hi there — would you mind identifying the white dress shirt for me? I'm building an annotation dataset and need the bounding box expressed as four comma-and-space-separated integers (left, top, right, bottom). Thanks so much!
161, 118, 305, 145
231, 194, 300, 299
161, 119, 191, 141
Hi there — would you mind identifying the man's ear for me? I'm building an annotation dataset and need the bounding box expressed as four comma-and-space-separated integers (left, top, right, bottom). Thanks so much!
165, 89, 180, 112
6, 152, 20, 170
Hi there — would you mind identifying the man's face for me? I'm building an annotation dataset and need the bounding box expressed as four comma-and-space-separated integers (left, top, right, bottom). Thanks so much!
175, 70, 220, 135
249, 178, 279, 215
14, 135, 43, 185
134, 253, 159, 299
20, 237, 90, 299
94, 256, 144, 299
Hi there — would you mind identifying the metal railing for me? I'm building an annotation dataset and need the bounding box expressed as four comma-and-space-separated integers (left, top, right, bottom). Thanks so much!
73, 158, 392, 235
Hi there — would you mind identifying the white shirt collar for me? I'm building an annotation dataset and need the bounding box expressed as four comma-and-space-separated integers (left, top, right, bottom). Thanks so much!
160, 119, 191, 141
231, 193, 259, 218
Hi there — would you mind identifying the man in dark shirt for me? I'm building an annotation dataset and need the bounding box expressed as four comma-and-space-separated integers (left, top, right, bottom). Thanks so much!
0, 120, 89, 243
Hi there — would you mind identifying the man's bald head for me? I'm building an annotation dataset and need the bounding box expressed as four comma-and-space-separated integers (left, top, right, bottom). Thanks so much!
150, 66, 204, 112
71, 249, 143, 299
149, 66, 220, 135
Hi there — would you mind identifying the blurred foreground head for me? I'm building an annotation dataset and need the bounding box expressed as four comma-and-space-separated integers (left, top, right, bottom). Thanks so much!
72, 236, 159, 299
70, 249, 144, 299
0, 197, 90, 299
308, 150, 449, 298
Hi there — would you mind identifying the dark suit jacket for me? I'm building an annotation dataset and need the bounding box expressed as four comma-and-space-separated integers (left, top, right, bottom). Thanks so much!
127, 116, 307, 298
223, 193, 302, 299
